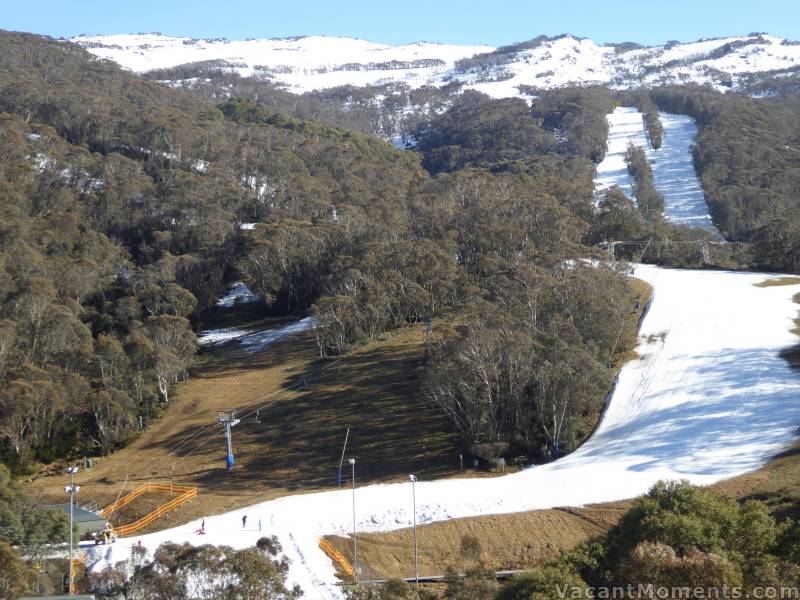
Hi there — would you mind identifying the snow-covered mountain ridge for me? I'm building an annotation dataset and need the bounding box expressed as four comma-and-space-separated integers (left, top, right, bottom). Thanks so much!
72, 32, 800, 96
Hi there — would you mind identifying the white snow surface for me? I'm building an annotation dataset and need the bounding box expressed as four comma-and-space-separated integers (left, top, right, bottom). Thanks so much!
594, 107, 648, 199
238, 316, 315, 353
196, 325, 252, 347
197, 317, 314, 351
88, 265, 800, 598
215, 282, 259, 308
72, 33, 800, 95
595, 107, 720, 236
72, 34, 492, 94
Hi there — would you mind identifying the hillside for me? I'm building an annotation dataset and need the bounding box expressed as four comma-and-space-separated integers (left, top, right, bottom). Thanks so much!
4, 24, 800, 600
2, 30, 645, 508
74, 32, 800, 96
84, 267, 800, 597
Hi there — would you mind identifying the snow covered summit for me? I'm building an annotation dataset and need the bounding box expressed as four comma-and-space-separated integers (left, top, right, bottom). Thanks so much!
71, 33, 493, 94
72, 32, 800, 95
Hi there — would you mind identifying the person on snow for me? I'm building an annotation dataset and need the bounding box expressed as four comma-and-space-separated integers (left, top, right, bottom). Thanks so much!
242, 514, 247, 528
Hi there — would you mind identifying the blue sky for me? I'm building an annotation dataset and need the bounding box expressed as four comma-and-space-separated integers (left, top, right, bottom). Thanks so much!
3, 0, 798, 46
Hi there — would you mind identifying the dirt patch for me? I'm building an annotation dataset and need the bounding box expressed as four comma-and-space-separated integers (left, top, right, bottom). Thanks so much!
25, 324, 462, 529
327, 504, 630, 580
754, 277, 800, 288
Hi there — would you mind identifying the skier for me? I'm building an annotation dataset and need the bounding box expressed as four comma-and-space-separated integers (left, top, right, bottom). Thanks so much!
242, 514, 247, 529
258, 518, 262, 532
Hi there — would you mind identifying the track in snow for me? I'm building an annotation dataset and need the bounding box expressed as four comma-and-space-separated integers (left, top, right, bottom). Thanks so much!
595, 107, 721, 237
197, 282, 315, 351
87, 266, 800, 599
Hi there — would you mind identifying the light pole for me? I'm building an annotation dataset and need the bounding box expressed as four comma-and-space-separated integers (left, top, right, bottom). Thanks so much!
64, 466, 80, 596
348, 458, 357, 584
409, 474, 419, 586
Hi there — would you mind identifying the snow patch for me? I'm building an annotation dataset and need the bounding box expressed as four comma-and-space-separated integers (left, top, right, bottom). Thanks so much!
215, 282, 259, 307
238, 316, 315, 353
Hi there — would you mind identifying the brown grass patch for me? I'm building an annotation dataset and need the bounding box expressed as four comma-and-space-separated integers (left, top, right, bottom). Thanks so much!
327, 504, 630, 580
25, 322, 462, 530
754, 277, 800, 288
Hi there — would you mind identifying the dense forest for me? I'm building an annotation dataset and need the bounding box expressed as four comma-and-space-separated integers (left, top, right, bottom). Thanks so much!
624, 143, 665, 221
0, 30, 434, 474
0, 30, 644, 481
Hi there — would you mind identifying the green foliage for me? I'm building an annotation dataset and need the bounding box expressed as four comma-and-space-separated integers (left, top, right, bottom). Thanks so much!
591, 186, 647, 242
345, 580, 435, 600
643, 111, 664, 150
443, 564, 499, 600
570, 481, 798, 592
414, 91, 556, 174
496, 565, 587, 600
0, 31, 425, 470
623, 541, 743, 591
0, 464, 69, 547
624, 143, 664, 221
424, 261, 628, 460
0, 540, 36, 599
146, 64, 455, 140
530, 87, 616, 162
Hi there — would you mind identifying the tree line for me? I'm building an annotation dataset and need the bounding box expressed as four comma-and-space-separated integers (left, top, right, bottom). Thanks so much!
624, 143, 665, 221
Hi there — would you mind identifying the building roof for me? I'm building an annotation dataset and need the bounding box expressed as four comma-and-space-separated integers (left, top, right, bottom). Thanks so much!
21, 596, 95, 599
41, 504, 107, 523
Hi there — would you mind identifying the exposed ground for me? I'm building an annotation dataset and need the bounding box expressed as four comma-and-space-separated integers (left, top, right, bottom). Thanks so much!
327, 504, 630, 581
19, 274, 656, 565
26, 316, 460, 532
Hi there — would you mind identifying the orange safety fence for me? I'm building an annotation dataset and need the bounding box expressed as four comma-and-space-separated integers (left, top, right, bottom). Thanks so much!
101, 482, 195, 518
319, 539, 355, 577
101, 483, 197, 537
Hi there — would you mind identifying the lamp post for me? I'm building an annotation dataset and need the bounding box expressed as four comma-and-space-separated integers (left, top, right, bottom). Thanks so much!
348, 458, 357, 584
409, 474, 419, 585
64, 466, 80, 596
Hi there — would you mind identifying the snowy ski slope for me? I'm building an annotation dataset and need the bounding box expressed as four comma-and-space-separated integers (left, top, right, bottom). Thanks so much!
595, 107, 721, 236
594, 107, 648, 199
86, 265, 800, 598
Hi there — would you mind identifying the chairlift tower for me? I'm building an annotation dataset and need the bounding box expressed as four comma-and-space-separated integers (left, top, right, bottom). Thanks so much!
422, 317, 432, 358
700, 241, 710, 265
217, 412, 240, 470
